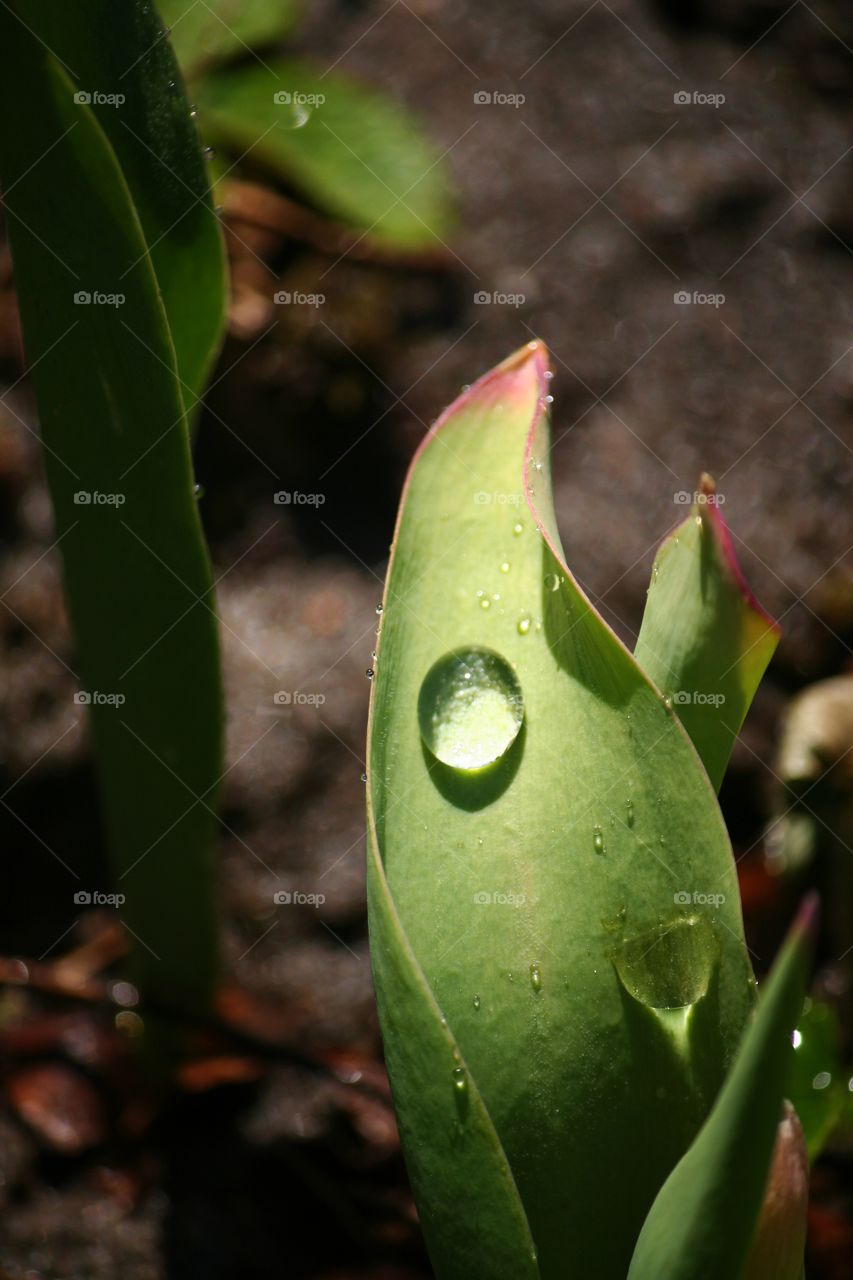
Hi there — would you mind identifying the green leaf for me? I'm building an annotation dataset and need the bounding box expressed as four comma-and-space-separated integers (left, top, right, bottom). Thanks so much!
367, 343, 755, 1278
158, 0, 300, 78
25, 0, 227, 410
0, 9, 222, 1010
197, 59, 454, 249
788, 996, 845, 1160
634, 476, 779, 792
627, 896, 816, 1280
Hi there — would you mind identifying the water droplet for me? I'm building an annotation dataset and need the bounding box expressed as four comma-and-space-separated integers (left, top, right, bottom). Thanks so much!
662, 694, 673, 711
192, 482, 204, 500
203, 145, 216, 160
473, 994, 481, 1011
593, 825, 606, 855
189, 104, 198, 119
517, 614, 532, 636
613, 915, 718, 1010
371, 651, 376, 660
513, 522, 524, 536
500, 561, 511, 574
417, 646, 524, 770
530, 962, 542, 992
360, 772, 367, 783
365, 668, 374, 680
544, 572, 561, 592
626, 798, 635, 827
652, 562, 659, 583
453, 1066, 468, 1093
544, 370, 554, 381
375, 603, 383, 615
478, 593, 491, 610
544, 394, 554, 404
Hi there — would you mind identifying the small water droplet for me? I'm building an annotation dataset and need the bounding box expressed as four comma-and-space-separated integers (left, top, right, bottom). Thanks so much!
544, 572, 561, 592
192, 482, 204, 500
614, 915, 719, 1010
662, 694, 673, 711
544, 394, 554, 404
544, 369, 554, 380
593, 825, 606, 855
626, 798, 635, 827
365, 668, 374, 680
375, 603, 383, 615
360, 772, 367, 783
513, 522, 524, 536
203, 145, 216, 160
189, 104, 198, 119
453, 1066, 467, 1093
479, 595, 491, 610
473, 994, 481, 1011
530, 962, 542, 992
417, 646, 524, 770
517, 614, 532, 635
500, 561, 511, 574
371, 651, 376, 660
652, 562, 659, 583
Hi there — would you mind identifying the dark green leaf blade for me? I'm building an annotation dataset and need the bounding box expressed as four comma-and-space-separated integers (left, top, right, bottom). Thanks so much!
635, 477, 779, 791
198, 59, 454, 249
26, 0, 227, 410
627, 896, 816, 1280
0, 17, 222, 1010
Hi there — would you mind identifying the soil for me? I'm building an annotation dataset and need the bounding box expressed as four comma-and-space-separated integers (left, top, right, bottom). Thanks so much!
1, 0, 853, 1276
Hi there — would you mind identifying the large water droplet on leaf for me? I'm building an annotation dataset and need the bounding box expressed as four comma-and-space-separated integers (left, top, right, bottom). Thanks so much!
418, 647, 524, 770
613, 915, 718, 1010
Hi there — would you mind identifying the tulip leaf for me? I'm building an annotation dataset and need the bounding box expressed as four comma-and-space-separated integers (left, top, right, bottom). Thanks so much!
367, 344, 755, 1278
635, 480, 779, 792
158, 0, 301, 78
197, 59, 453, 248
25, 0, 227, 411
0, 9, 222, 1010
627, 897, 816, 1280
